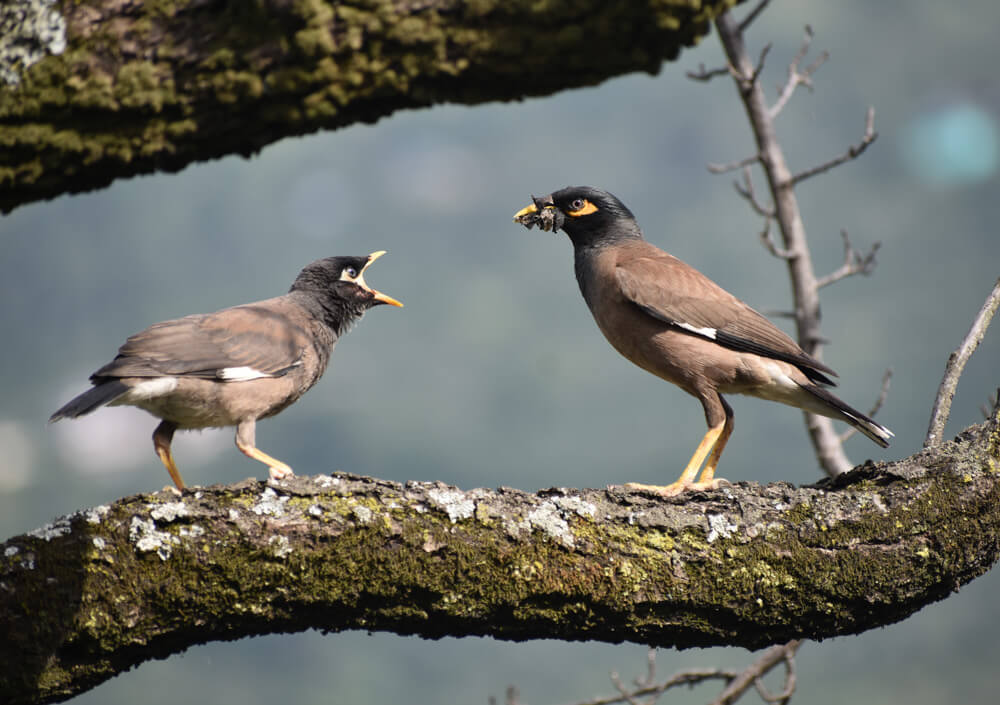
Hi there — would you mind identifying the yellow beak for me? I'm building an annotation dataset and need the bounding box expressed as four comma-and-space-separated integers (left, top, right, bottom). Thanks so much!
359, 251, 403, 307
513, 203, 538, 221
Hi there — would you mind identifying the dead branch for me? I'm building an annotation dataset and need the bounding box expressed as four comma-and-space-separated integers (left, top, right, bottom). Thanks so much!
758, 217, 795, 260
738, 0, 773, 33
925, 277, 1000, 447
815, 230, 881, 289
708, 154, 761, 174
711, 641, 801, 705
734, 167, 777, 219
687, 63, 731, 82
790, 108, 878, 185
708, 11, 885, 476
769, 26, 829, 120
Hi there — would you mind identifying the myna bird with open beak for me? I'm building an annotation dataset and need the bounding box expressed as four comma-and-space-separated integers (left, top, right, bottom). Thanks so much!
514, 186, 892, 496
50, 252, 402, 491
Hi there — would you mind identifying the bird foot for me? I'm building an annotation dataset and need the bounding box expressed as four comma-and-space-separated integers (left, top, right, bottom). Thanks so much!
268, 465, 295, 482
161, 484, 184, 497
624, 478, 728, 497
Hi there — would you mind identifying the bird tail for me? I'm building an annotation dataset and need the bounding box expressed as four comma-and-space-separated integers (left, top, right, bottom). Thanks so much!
49, 381, 129, 422
802, 384, 893, 448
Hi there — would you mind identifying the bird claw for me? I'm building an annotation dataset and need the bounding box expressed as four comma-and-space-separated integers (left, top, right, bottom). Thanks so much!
268, 465, 295, 482
623, 478, 728, 497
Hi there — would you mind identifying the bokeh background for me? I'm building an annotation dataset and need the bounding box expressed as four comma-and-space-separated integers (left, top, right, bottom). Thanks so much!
3, 0, 999, 703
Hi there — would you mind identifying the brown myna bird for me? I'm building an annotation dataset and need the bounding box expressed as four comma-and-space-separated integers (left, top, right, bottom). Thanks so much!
50, 252, 402, 491
514, 186, 892, 496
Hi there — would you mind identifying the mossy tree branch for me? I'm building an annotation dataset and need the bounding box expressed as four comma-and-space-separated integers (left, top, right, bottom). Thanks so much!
0, 0, 741, 213
3, 412, 1000, 705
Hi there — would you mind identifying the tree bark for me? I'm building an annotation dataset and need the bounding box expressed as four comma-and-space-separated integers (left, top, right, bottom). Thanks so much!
3, 412, 999, 705
0, 0, 740, 213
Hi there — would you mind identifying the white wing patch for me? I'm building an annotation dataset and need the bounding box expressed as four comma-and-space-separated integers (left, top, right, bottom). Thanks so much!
217, 366, 272, 381
676, 321, 717, 340
123, 377, 179, 401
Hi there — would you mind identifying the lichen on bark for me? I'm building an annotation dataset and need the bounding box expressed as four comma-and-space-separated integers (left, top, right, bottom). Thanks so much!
0, 0, 741, 213
2, 412, 999, 705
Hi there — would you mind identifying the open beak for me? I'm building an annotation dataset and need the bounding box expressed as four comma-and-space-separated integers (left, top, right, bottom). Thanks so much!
358, 251, 403, 307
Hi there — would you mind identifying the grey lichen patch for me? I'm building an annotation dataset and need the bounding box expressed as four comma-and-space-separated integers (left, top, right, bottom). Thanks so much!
527, 501, 574, 549
129, 516, 178, 561
4, 545, 19, 557
706, 514, 738, 543
84, 505, 110, 525
149, 501, 188, 522
552, 495, 597, 519
269, 535, 293, 558
27, 517, 71, 541
427, 488, 475, 523
352, 505, 374, 524
253, 487, 289, 517
0, 0, 67, 86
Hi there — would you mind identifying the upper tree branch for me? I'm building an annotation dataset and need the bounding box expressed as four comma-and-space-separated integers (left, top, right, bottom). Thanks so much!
3, 414, 1000, 705
0, 0, 740, 213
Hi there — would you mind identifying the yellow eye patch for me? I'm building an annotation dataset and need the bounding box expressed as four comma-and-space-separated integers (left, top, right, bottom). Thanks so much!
567, 199, 598, 217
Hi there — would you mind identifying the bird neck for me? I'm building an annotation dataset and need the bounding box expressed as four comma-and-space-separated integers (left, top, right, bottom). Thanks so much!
292, 290, 368, 339
565, 218, 643, 251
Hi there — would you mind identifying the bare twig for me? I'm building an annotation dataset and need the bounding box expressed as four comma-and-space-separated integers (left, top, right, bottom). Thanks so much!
565, 643, 802, 705
769, 26, 829, 119
708, 154, 761, 174
570, 668, 739, 705
738, 0, 773, 32
759, 217, 795, 260
840, 368, 893, 442
790, 107, 877, 185
815, 229, 881, 289
734, 167, 776, 219
980, 389, 1000, 420
925, 277, 1000, 447
687, 63, 730, 82
710, 640, 802, 705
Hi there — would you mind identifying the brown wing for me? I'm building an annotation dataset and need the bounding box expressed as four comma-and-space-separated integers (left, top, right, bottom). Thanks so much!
614, 250, 837, 384
92, 297, 311, 381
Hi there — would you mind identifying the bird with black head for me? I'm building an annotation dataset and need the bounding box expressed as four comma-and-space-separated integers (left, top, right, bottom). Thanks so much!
515, 187, 891, 496
50, 252, 402, 491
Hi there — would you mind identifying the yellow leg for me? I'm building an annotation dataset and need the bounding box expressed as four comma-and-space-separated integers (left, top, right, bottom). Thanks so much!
696, 414, 734, 485
235, 421, 294, 481
237, 443, 295, 481
153, 421, 186, 492
626, 419, 728, 497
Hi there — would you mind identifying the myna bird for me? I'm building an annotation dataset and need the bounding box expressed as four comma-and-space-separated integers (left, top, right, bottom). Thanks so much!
50, 252, 402, 491
514, 186, 892, 496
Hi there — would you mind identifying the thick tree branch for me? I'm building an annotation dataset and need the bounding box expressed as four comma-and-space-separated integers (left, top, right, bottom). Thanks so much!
3, 413, 1000, 705
0, 0, 739, 213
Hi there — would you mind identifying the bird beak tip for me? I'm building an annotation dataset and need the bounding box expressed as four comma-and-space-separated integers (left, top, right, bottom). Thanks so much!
374, 291, 404, 308
513, 204, 538, 221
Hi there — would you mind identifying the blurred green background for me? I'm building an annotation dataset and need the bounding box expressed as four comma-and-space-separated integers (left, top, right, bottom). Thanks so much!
3, 0, 999, 703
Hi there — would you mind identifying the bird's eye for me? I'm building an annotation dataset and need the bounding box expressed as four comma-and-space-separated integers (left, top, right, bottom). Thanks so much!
570, 199, 586, 211
344, 267, 358, 278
